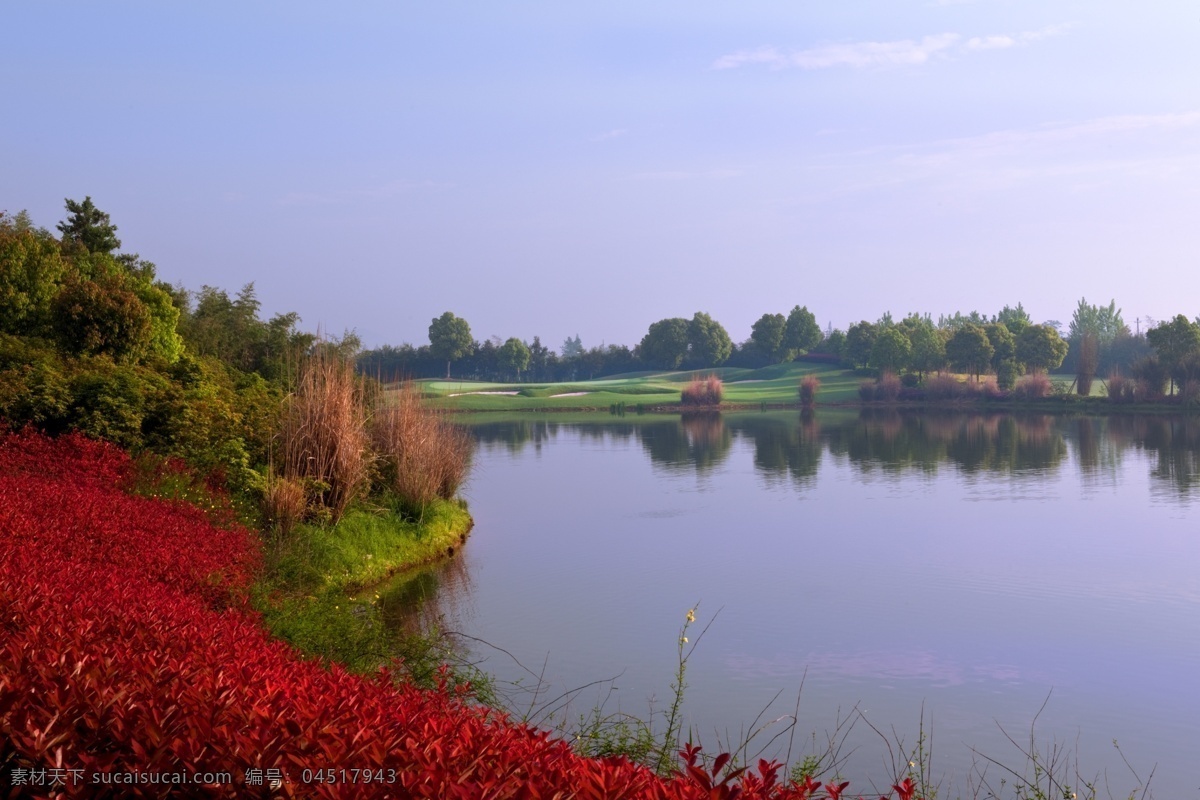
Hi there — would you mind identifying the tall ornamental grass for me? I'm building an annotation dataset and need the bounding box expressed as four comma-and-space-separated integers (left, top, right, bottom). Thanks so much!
923, 373, 965, 401
876, 372, 902, 401
371, 383, 472, 511
1106, 371, 1134, 404
262, 472, 307, 537
1013, 372, 1053, 400
680, 374, 723, 406
278, 350, 370, 522
798, 375, 821, 407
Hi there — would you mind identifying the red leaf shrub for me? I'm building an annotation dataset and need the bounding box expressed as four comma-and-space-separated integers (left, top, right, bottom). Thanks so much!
0, 431, 911, 799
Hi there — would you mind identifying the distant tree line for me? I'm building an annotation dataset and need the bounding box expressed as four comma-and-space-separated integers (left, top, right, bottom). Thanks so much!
359, 300, 1200, 400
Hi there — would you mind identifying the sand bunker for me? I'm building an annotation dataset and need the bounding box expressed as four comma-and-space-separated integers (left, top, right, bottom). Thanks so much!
446, 390, 520, 397
549, 391, 592, 397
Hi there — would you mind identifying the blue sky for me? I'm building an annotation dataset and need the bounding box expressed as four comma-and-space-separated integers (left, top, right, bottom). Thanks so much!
4, 1, 1198, 350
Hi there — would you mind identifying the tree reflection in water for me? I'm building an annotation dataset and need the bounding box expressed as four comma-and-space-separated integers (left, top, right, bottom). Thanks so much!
463, 410, 1200, 496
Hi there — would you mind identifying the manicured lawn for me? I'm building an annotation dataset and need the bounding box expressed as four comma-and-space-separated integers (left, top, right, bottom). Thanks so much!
419, 362, 862, 410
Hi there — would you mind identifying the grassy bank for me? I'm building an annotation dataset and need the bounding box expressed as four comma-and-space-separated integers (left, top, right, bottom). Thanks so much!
254, 498, 473, 672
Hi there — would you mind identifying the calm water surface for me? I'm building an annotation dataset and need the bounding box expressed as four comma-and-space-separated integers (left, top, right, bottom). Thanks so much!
385, 411, 1200, 797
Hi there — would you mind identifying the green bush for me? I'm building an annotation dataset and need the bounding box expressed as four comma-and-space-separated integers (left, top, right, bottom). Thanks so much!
996, 359, 1020, 391
0, 226, 67, 336
52, 270, 154, 363
68, 360, 160, 448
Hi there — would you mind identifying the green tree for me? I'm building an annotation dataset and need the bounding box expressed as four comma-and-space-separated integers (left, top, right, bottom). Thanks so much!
750, 313, 786, 362
639, 318, 690, 370
869, 327, 911, 373
1068, 298, 1125, 345
527, 336, 552, 380
984, 323, 1018, 390
561, 334, 583, 359
946, 324, 994, 381
498, 337, 531, 380
51, 269, 153, 363
686, 312, 732, 367
843, 321, 877, 369
938, 310, 987, 331
579, 345, 611, 379
1015, 324, 1069, 373
428, 311, 474, 379
984, 323, 1016, 371
822, 329, 846, 358
71, 252, 183, 364
57, 196, 121, 255
994, 303, 1032, 335
0, 221, 67, 336
907, 324, 946, 378
1131, 355, 1168, 399
177, 283, 293, 373
783, 305, 821, 357
1146, 314, 1200, 393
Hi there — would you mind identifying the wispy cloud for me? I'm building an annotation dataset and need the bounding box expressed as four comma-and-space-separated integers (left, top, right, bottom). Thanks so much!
713, 25, 1066, 71
714, 34, 960, 71
964, 24, 1069, 51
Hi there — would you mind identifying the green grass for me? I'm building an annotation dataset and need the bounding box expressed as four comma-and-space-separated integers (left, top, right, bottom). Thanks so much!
1048, 374, 1110, 397
419, 366, 1138, 412
254, 498, 473, 672
263, 499, 471, 594
421, 363, 861, 411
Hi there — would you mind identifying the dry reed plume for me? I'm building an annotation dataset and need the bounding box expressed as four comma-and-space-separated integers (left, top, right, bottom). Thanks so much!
876, 371, 902, 401
680, 375, 723, 406
798, 374, 820, 407
1106, 371, 1133, 404
262, 472, 306, 537
371, 382, 472, 511
922, 373, 964, 401
278, 350, 370, 522
1013, 372, 1052, 400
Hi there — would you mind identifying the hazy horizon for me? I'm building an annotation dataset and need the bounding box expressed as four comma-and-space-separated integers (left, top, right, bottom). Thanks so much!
4, 2, 1197, 351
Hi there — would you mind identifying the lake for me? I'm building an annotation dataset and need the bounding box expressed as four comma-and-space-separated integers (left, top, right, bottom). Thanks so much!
380, 411, 1200, 798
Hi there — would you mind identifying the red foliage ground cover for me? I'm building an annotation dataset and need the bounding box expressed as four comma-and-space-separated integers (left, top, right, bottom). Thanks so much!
0, 431, 911, 799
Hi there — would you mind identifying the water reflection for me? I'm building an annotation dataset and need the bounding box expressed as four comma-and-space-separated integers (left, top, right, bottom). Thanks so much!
430, 410, 1200, 798
1111, 416, 1200, 497
465, 411, 1200, 496
825, 412, 1068, 476
642, 412, 733, 474
371, 556, 476, 634
733, 412, 822, 488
